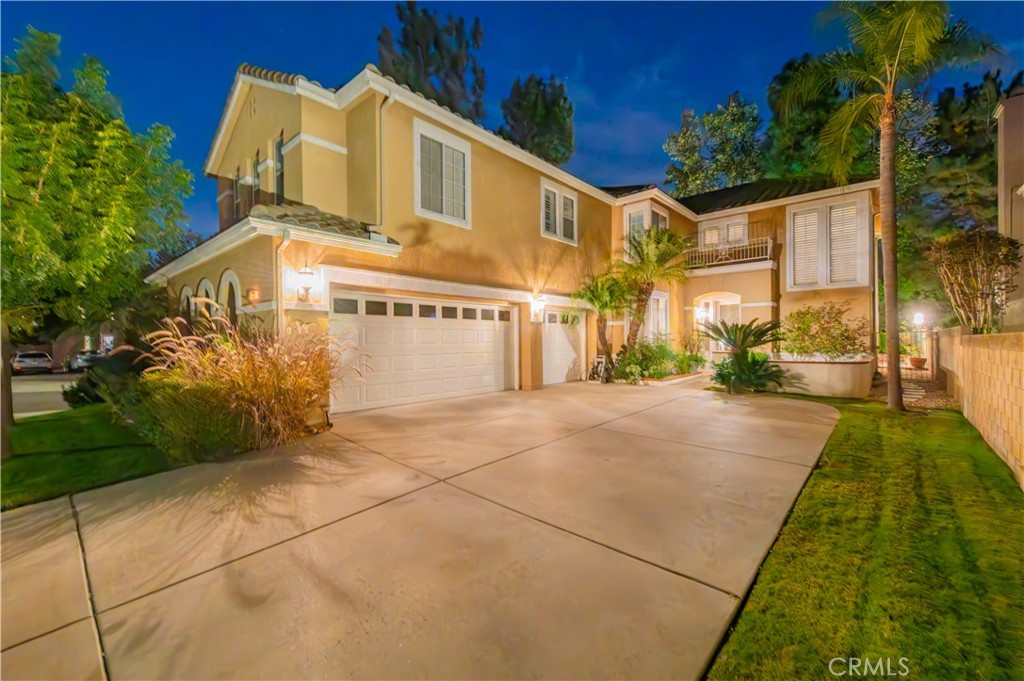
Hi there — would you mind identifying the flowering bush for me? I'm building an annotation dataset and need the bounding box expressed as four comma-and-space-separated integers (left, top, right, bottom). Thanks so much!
781, 301, 870, 359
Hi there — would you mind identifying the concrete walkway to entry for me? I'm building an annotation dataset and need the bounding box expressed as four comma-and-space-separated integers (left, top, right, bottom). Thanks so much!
1, 381, 839, 680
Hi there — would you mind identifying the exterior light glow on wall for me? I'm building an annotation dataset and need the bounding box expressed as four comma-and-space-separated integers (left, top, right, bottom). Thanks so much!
695, 306, 707, 323
913, 312, 925, 326
530, 294, 547, 323
246, 288, 260, 304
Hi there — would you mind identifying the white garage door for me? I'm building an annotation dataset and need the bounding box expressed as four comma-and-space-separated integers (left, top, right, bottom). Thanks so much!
542, 309, 584, 385
329, 292, 516, 413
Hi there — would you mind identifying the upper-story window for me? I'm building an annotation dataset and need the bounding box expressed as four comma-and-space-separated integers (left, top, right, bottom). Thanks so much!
540, 179, 577, 244
414, 118, 471, 229
232, 168, 241, 220
251, 152, 260, 205
274, 135, 284, 204
700, 215, 747, 247
787, 194, 869, 290
651, 208, 669, 231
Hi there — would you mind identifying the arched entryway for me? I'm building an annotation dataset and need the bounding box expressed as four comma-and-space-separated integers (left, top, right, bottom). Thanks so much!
693, 291, 741, 357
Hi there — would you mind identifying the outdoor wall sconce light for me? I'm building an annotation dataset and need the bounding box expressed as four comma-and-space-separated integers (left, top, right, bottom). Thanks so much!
912, 312, 925, 327
297, 262, 315, 302
245, 288, 260, 304
530, 294, 546, 323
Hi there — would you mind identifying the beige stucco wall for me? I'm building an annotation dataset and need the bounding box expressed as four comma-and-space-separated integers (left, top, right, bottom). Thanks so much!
162, 235, 277, 313
937, 329, 1024, 489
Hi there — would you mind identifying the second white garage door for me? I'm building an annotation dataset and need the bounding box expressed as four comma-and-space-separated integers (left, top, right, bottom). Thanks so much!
329, 292, 516, 413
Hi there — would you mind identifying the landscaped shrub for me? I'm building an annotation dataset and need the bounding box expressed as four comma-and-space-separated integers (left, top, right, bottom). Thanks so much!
781, 301, 870, 359
674, 352, 706, 375
62, 348, 153, 408
701, 319, 786, 393
104, 313, 351, 463
612, 338, 677, 383
709, 352, 785, 394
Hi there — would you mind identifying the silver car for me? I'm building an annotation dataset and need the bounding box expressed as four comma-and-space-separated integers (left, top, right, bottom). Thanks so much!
10, 351, 53, 375
64, 350, 105, 372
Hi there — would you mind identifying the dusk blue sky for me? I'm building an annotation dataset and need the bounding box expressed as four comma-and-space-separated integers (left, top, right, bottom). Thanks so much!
3, 2, 1021, 236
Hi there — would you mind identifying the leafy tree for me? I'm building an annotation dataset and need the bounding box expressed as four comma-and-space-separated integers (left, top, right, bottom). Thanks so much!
762, 54, 874, 179
664, 92, 763, 197
0, 27, 192, 457
498, 74, 575, 165
777, 1, 994, 411
922, 70, 1023, 230
928, 229, 1022, 334
378, 1, 486, 121
572, 274, 629, 378
150, 229, 204, 271
615, 229, 692, 350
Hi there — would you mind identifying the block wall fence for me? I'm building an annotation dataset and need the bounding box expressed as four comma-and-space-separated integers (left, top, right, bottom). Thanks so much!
936, 327, 1024, 489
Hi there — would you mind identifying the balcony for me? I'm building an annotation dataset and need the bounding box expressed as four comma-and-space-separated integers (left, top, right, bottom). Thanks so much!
684, 236, 773, 270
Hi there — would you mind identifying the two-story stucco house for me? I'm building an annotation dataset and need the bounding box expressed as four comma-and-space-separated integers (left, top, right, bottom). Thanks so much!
147, 63, 881, 413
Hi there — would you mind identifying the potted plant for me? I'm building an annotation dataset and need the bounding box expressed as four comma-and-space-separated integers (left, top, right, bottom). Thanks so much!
909, 355, 927, 370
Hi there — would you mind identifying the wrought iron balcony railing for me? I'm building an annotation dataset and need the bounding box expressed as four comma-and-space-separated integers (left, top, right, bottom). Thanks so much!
684, 236, 773, 269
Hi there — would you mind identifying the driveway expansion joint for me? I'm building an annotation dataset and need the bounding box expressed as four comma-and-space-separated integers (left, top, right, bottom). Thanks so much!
69, 493, 111, 681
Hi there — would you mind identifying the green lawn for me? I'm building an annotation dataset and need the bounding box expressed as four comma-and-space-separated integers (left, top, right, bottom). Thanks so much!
2, 404, 171, 510
708, 400, 1024, 680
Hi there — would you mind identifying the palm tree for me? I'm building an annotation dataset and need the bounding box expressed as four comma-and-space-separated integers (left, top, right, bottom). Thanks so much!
616, 228, 692, 350
778, 1, 995, 411
571, 274, 629, 373
700, 319, 786, 394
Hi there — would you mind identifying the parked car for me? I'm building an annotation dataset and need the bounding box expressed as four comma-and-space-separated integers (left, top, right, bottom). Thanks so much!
10, 351, 53, 375
64, 350, 106, 373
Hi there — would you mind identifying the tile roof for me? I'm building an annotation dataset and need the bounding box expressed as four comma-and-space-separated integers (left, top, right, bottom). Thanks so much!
598, 184, 659, 198
250, 203, 399, 245
674, 176, 878, 214
237, 63, 332, 90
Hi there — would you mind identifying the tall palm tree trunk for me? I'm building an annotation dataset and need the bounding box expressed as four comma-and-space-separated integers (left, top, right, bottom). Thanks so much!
626, 283, 654, 349
596, 314, 611, 361
879, 102, 905, 411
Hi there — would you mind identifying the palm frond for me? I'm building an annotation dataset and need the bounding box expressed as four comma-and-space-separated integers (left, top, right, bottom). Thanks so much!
819, 92, 883, 184
616, 228, 692, 288
572, 274, 629, 316
932, 18, 1002, 72
886, 1, 950, 72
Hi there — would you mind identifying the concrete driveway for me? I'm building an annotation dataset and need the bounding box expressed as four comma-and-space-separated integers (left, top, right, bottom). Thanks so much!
0, 382, 839, 680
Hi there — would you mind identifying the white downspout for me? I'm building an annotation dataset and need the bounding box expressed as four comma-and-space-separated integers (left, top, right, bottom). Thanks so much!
374, 91, 395, 228
275, 228, 291, 336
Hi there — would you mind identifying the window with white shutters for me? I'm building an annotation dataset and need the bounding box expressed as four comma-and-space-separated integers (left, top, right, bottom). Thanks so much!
539, 180, 577, 244
414, 118, 471, 228
787, 195, 868, 290
726, 220, 746, 243
828, 203, 858, 283
791, 209, 819, 286
702, 226, 720, 246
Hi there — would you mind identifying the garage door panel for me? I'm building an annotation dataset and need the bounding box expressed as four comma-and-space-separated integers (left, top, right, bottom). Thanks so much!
392, 328, 415, 344
331, 293, 515, 413
416, 328, 438, 345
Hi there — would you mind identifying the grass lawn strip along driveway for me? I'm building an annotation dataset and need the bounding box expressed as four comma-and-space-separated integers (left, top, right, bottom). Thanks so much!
709, 399, 1024, 681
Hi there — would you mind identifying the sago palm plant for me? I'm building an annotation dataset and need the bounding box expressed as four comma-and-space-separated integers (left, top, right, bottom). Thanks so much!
571, 274, 630, 372
701, 319, 786, 394
777, 1, 995, 410
616, 228, 692, 350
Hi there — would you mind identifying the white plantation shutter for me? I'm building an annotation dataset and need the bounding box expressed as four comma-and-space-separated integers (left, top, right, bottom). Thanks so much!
726, 221, 745, 243
702, 226, 720, 246
543, 189, 557, 234
828, 204, 859, 284
792, 209, 820, 286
